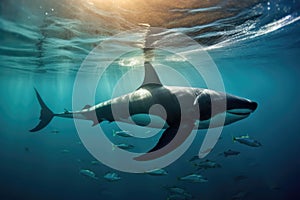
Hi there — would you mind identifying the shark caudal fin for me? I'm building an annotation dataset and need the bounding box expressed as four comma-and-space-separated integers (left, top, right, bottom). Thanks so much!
30, 88, 55, 132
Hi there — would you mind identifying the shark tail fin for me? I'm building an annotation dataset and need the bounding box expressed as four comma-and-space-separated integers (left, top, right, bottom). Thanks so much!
30, 88, 55, 132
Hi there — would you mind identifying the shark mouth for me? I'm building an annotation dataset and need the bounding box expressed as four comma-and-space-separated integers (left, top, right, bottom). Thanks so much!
226, 100, 258, 116
227, 108, 253, 116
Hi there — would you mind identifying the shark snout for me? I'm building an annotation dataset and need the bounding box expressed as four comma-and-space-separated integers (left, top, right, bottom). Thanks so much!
226, 94, 258, 115
249, 101, 258, 112
238, 99, 258, 113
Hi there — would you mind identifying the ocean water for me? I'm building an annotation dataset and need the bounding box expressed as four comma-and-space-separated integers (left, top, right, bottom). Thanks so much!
1, 0, 300, 199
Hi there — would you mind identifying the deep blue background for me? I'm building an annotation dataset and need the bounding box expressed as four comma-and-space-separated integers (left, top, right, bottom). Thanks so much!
1, 0, 300, 199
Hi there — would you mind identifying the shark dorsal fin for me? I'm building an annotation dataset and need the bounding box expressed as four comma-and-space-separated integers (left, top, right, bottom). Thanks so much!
139, 62, 162, 88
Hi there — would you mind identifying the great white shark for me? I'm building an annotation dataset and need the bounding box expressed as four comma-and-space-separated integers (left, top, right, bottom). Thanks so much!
30, 62, 257, 160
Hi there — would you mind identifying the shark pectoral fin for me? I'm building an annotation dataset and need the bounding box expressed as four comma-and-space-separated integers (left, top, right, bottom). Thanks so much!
147, 127, 178, 153
81, 111, 102, 126
91, 118, 104, 126
134, 123, 195, 161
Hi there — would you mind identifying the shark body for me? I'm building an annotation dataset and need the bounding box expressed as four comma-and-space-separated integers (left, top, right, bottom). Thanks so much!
30, 62, 257, 160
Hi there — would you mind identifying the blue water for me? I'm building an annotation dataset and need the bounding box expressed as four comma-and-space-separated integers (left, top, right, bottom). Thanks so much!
1, 0, 300, 199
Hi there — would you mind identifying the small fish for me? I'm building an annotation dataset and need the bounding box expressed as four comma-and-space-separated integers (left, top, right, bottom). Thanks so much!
182, 192, 192, 199
195, 159, 221, 170
178, 174, 208, 183
112, 143, 134, 150
145, 168, 168, 176
231, 191, 248, 200
91, 160, 100, 165
112, 129, 134, 137
167, 194, 187, 200
80, 169, 98, 180
104, 172, 121, 182
24, 147, 29, 152
165, 186, 192, 198
60, 149, 70, 153
233, 135, 262, 147
269, 184, 281, 190
223, 149, 240, 157
51, 130, 59, 134
234, 175, 248, 182
189, 155, 199, 162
